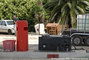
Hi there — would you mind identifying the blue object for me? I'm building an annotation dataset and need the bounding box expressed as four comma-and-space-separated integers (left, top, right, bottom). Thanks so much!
84, 15, 87, 32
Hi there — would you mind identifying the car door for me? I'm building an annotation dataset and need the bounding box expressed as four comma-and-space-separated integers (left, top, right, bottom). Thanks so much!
1, 21, 8, 32
0, 21, 2, 32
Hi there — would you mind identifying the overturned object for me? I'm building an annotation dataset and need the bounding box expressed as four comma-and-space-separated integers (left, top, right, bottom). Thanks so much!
39, 35, 71, 51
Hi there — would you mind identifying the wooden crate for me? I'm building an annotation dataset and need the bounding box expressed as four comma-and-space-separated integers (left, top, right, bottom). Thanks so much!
49, 30, 56, 35
46, 23, 61, 35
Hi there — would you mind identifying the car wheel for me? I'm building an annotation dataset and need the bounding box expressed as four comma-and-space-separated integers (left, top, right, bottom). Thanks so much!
8, 29, 12, 35
85, 37, 89, 46
72, 36, 82, 46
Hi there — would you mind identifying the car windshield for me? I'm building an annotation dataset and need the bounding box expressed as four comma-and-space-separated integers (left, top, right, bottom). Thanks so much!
7, 21, 14, 25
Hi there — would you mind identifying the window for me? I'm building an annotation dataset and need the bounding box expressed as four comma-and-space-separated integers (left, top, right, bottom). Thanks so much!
0, 21, 2, 25
7, 21, 14, 25
2, 21, 6, 25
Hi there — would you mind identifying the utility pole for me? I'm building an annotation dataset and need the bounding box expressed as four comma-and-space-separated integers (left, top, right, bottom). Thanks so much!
39, 14, 40, 35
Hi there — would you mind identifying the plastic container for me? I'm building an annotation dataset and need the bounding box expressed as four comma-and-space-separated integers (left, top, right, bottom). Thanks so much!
77, 14, 89, 32
34, 23, 45, 35
3, 40, 16, 52
47, 54, 59, 58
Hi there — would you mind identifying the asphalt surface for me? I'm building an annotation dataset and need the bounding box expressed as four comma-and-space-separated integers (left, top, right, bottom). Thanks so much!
0, 33, 89, 59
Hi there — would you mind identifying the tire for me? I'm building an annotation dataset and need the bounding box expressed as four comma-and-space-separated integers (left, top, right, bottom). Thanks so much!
85, 37, 89, 46
8, 29, 12, 35
64, 44, 70, 51
72, 36, 82, 46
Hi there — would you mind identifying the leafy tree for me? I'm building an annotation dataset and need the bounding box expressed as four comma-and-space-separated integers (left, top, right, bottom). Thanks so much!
44, 0, 89, 28
0, 0, 49, 31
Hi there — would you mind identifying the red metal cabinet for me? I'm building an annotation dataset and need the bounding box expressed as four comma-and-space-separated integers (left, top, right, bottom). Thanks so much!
3, 40, 16, 52
16, 20, 28, 51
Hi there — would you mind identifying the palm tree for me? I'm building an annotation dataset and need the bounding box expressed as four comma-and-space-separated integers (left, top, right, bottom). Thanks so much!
44, 0, 89, 28
35, 0, 50, 24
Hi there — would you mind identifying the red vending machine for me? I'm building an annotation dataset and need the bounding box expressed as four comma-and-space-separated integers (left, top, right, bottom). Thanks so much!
16, 20, 28, 51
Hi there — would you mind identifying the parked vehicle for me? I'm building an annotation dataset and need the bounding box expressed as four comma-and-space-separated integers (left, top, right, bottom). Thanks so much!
71, 14, 89, 46
0, 20, 15, 35
62, 14, 89, 46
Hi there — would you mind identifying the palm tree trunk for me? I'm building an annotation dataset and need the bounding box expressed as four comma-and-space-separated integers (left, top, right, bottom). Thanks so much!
70, 0, 76, 28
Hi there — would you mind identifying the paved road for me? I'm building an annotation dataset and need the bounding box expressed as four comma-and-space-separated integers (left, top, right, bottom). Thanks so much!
0, 34, 89, 59
0, 45, 89, 59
